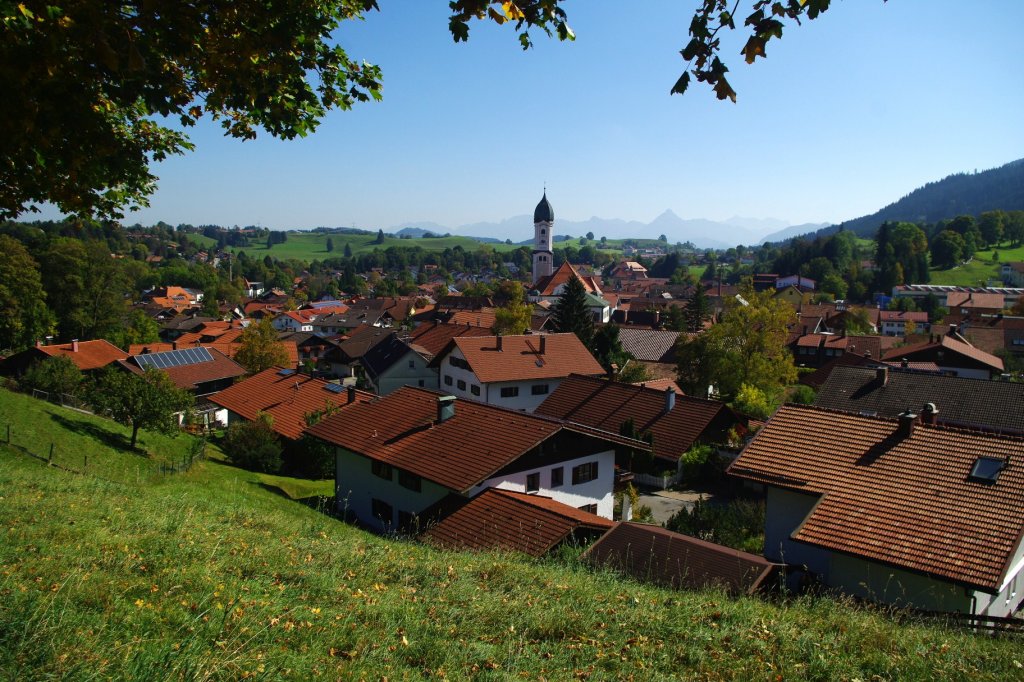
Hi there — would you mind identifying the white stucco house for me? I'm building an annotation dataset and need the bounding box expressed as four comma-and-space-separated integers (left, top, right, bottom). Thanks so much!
305, 386, 649, 533
429, 333, 605, 413
729, 404, 1024, 618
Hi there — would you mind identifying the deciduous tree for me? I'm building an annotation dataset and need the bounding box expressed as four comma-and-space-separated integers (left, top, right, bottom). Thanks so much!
675, 285, 797, 400
92, 367, 194, 448
0, 234, 54, 351
235, 317, 290, 374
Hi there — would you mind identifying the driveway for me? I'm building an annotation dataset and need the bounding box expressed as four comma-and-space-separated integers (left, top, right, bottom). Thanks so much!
636, 487, 718, 525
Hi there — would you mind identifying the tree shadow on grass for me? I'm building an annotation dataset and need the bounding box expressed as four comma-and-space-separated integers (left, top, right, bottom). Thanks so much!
49, 413, 138, 454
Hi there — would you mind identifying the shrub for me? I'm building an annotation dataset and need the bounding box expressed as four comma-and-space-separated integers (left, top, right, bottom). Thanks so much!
666, 497, 766, 554
21, 355, 82, 397
788, 384, 816, 405
222, 413, 282, 473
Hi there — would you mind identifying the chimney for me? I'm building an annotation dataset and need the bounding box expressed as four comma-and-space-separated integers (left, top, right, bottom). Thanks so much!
347, 385, 356, 404
875, 366, 888, 386
539, 336, 546, 355
35, 340, 42, 348
901, 357, 909, 368
71, 339, 79, 352
897, 409, 918, 439
664, 387, 676, 414
948, 323, 958, 337
921, 402, 939, 425
864, 350, 872, 358
437, 395, 456, 423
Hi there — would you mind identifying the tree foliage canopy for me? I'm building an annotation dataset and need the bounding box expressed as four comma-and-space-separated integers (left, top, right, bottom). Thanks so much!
1, 1, 841, 219
549, 276, 594, 348
676, 285, 797, 399
0, 234, 54, 351
235, 317, 290, 374
91, 367, 194, 448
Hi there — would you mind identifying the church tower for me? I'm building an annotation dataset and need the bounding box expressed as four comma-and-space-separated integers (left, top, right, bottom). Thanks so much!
532, 190, 554, 283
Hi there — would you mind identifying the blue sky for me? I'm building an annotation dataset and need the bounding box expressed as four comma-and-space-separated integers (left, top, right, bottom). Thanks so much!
45, 1, 1024, 233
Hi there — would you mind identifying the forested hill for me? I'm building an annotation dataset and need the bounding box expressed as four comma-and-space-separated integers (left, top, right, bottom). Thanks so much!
842, 158, 1024, 237
763, 158, 1024, 243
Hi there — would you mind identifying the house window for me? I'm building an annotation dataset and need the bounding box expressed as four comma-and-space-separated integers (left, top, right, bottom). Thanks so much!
444, 375, 453, 386
398, 470, 422, 492
500, 386, 519, 398
470, 384, 480, 396
418, 380, 425, 387
531, 383, 549, 395
449, 356, 470, 370
408, 360, 415, 369
371, 460, 392, 481
572, 461, 599, 485
457, 379, 466, 390
526, 472, 540, 493
578, 504, 598, 514
551, 467, 564, 488
371, 498, 393, 524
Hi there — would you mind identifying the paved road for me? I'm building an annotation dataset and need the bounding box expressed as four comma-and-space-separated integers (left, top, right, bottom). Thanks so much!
636, 488, 714, 525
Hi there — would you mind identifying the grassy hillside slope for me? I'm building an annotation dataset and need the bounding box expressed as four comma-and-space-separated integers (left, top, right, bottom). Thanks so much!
0, 389, 1020, 680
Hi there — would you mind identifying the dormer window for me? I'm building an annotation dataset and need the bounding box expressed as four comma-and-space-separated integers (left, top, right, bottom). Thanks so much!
968, 456, 1007, 484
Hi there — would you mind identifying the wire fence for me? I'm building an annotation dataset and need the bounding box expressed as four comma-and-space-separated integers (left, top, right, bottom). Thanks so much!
2, 414, 207, 483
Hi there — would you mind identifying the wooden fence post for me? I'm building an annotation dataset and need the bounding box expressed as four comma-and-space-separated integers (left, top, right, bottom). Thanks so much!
48, 443, 54, 465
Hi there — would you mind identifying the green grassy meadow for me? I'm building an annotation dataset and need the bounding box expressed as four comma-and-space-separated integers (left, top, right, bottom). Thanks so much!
929, 243, 1023, 287
1, 387, 1021, 679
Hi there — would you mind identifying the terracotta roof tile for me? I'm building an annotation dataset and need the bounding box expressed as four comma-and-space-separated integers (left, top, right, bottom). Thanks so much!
729, 405, 1024, 592
408, 322, 493, 357
420, 488, 612, 556
448, 309, 497, 329
209, 368, 372, 440
36, 340, 128, 370
442, 334, 604, 384
307, 386, 647, 492
583, 522, 778, 595
533, 261, 602, 297
535, 374, 739, 463
882, 334, 1003, 371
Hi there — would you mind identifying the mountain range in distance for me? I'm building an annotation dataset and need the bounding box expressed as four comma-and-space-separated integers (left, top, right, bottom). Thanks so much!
393, 211, 829, 250
381, 157, 1024, 249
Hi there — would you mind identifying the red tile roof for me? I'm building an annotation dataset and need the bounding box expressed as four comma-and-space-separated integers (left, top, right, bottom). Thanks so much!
535, 374, 739, 463
408, 322, 493, 357
533, 261, 602, 297
447, 308, 497, 329
36, 340, 128, 371
208, 368, 373, 440
946, 292, 1005, 309
583, 522, 779, 595
729, 405, 1024, 592
441, 334, 604, 384
306, 386, 648, 493
420, 488, 612, 556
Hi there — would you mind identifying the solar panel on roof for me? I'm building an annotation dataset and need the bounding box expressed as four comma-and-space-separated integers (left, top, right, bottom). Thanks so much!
323, 383, 345, 394
134, 347, 214, 370
277, 368, 296, 376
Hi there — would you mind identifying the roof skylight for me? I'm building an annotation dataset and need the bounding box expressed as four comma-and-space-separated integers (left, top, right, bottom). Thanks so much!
968, 456, 1007, 484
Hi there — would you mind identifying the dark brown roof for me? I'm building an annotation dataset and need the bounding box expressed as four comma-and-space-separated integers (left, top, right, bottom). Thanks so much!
814, 365, 1024, 434
729, 404, 1024, 592
436, 334, 604, 384
306, 386, 648, 493
583, 522, 779, 595
535, 374, 739, 463
208, 368, 372, 440
420, 488, 613, 557
408, 322, 493, 357
882, 334, 1004, 371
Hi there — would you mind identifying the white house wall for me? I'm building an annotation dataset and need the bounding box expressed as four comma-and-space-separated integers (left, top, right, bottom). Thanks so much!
471, 449, 617, 519
440, 348, 561, 412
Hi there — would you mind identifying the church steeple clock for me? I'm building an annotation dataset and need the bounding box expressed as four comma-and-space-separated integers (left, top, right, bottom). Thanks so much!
532, 190, 554, 283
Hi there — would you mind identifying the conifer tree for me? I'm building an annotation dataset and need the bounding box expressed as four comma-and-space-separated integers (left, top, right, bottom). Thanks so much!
550, 276, 594, 348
